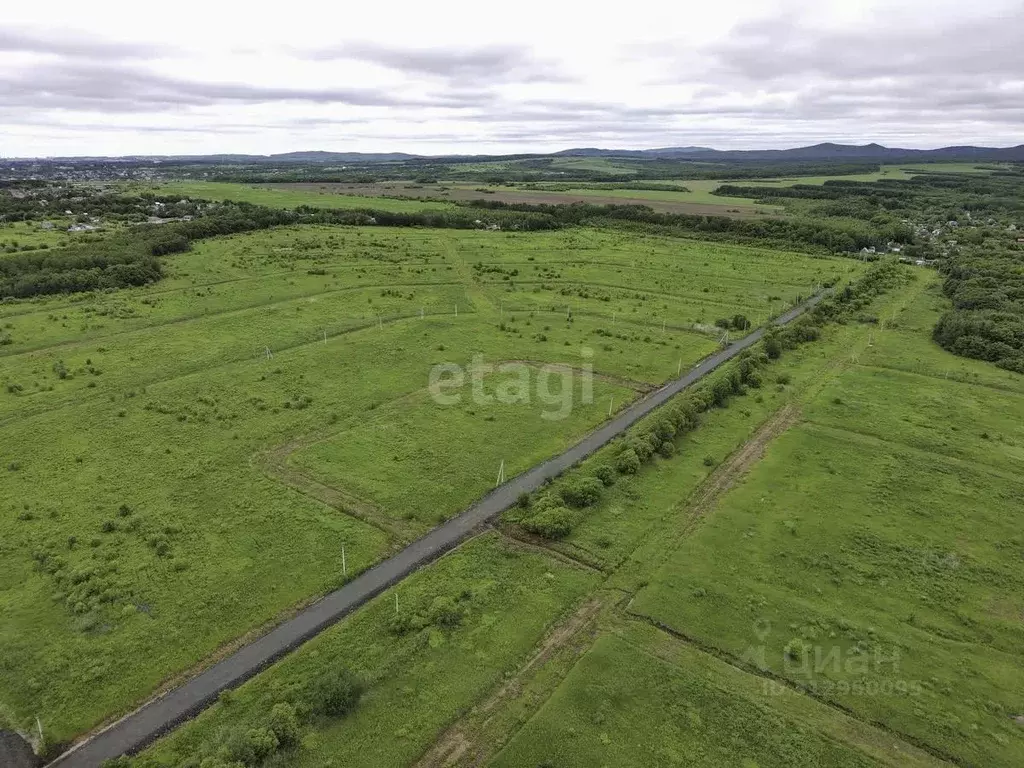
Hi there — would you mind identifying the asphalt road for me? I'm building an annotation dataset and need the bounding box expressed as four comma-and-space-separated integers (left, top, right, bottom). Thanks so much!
49, 293, 824, 768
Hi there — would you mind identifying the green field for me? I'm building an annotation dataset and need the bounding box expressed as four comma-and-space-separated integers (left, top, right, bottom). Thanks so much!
0, 224, 847, 747
492, 630, 932, 768
117, 253, 1024, 768
150, 181, 455, 213
629, 278, 1024, 767
128, 263, 945, 768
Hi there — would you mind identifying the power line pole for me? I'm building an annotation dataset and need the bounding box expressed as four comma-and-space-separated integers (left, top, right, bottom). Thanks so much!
495, 459, 506, 486
341, 545, 347, 577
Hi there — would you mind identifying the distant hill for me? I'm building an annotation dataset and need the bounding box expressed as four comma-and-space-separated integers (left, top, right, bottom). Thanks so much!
18, 143, 1024, 164
269, 151, 419, 163
549, 143, 1024, 162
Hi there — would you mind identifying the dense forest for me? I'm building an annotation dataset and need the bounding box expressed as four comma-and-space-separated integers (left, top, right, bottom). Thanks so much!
934, 246, 1024, 372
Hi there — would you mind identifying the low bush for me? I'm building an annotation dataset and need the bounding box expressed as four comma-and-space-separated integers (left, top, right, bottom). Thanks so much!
559, 477, 604, 508
308, 667, 364, 718
521, 504, 580, 539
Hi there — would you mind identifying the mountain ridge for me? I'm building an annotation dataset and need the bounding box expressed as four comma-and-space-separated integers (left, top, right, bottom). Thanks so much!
13, 143, 1024, 163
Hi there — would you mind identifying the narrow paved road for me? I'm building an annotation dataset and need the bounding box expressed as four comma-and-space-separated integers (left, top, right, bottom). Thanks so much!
49, 294, 824, 768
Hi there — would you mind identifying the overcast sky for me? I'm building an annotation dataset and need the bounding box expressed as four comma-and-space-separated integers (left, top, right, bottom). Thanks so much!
1, 0, 1022, 157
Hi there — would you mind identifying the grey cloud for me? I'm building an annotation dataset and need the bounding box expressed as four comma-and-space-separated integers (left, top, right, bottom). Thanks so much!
0, 62, 487, 112
628, 9, 1024, 135
300, 41, 572, 84
0, 26, 171, 59
706, 11, 1024, 81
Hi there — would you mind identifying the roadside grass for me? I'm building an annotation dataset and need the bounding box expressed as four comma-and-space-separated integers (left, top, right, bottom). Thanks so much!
628, 275, 1024, 767
148, 182, 455, 213
132, 533, 600, 768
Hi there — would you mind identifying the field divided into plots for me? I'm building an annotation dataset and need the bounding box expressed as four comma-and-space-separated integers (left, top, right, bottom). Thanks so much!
0, 225, 848, 747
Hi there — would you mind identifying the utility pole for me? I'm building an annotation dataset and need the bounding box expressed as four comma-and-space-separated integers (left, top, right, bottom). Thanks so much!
608, 395, 614, 416
341, 545, 347, 577
496, 459, 506, 486
322, 329, 327, 345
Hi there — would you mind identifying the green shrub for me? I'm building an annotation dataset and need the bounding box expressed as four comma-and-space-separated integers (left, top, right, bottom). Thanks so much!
628, 434, 657, 461
711, 378, 733, 407
428, 595, 466, 628
652, 417, 676, 441
268, 702, 300, 747
615, 448, 641, 475
309, 667, 364, 718
558, 477, 604, 507
220, 726, 278, 765
657, 440, 675, 458
388, 611, 429, 636
521, 505, 580, 539
592, 464, 616, 486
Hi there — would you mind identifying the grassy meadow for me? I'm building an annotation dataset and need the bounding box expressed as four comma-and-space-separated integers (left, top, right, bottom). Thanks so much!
117, 253, 1022, 768
628, 276, 1024, 767
129, 263, 952, 768
0, 224, 846, 747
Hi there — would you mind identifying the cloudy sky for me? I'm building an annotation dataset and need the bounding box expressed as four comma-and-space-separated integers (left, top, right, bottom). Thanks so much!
1, 0, 1022, 157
